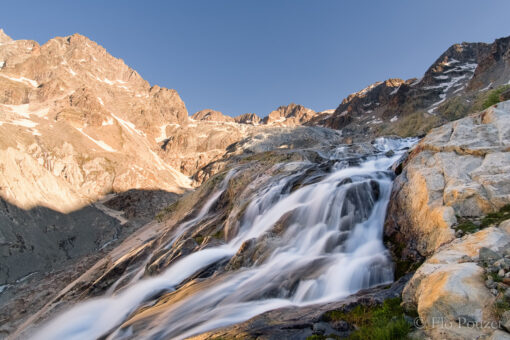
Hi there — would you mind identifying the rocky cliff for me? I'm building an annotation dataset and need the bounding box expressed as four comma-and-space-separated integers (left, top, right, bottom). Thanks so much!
384, 100, 510, 339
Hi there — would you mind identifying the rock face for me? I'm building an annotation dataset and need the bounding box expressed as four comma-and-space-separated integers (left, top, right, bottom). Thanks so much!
385, 101, 510, 260
234, 112, 262, 125
315, 36, 510, 140
0, 30, 192, 214
263, 103, 317, 126
191, 109, 234, 122
0, 30, 197, 293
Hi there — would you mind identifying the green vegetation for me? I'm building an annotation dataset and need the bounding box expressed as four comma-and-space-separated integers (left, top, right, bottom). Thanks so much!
380, 111, 443, 138
193, 235, 204, 244
452, 204, 510, 235
317, 298, 411, 340
496, 297, 510, 318
438, 96, 472, 121
480, 204, 510, 227
481, 85, 510, 110
454, 218, 479, 234
306, 336, 341, 340
488, 272, 503, 283
155, 200, 179, 222
240, 150, 303, 164
389, 238, 424, 279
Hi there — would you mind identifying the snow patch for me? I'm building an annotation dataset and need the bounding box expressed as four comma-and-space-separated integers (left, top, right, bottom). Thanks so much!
390, 86, 400, 95
0, 74, 38, 87
102, 117, 114, 126
111, 113, 145, 136
97, 97, 104, 105
434, 75, 449, 80
390, 115, 398, 123
480, 82, 493, 92
10, 119, 38, 128
156, 124, 168, 143
76, 128, 116, 152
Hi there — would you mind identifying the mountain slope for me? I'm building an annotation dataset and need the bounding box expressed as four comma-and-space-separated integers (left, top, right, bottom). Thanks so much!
0, 30, 192, 213
311, 36, 510, 140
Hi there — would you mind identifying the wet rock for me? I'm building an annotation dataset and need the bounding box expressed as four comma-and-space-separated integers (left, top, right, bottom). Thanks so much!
312, 322, 329, 335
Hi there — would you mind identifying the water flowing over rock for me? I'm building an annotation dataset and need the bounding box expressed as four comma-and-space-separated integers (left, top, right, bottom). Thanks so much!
23, 138, 416, 340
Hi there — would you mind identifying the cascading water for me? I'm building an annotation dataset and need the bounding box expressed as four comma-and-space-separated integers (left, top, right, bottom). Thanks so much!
34, 137, 417, 340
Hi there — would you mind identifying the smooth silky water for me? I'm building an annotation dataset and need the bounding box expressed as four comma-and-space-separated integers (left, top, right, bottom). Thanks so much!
34, 137, 417, 340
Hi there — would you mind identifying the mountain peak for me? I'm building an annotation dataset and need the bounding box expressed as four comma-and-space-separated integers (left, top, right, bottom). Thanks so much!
0, 29, 13, 44
191, 109, 234, 122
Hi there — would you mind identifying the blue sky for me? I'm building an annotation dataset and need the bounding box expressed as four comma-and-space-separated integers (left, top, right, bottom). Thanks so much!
1, 1, 510, 116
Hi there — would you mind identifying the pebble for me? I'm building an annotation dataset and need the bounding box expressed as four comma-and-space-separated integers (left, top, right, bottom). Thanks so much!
491, 288, 499, 296
499, 269, 506, 277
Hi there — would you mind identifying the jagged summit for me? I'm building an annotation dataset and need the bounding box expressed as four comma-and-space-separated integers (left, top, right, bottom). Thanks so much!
0, 28, 12, 43
314, 35, 510, 139
191, 109, 234, 122
263, 102, 317, 125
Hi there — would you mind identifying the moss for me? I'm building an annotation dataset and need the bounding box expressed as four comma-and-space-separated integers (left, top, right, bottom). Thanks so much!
489, 272, 503, 283
455, 219, 479, 234
481, 85, 510, 110
389, 238, 423, 279
155, 200, 179, 222
496, 298, 510, 318
322, 298, 411, 340
240, 150, 303, 165
306, 336, 341, 340
394, 260, 422, 280
212, 229, 225, 240
480, 204, 510, 228
193, 235, 204, 244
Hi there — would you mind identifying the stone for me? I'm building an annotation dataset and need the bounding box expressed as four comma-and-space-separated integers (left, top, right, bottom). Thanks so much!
501, 311, 510, 332
489, 330, 510, 340
486, 278, 496, 289
312, 322, 329, 335
499, 269, 506, 277
403, 228, 510, 332
480, 247, 502, 263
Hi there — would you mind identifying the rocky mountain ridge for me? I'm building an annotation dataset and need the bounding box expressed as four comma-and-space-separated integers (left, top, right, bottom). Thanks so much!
312, 36, 510, 141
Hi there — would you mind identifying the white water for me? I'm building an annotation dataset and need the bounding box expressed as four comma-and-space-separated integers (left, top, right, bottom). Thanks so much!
34, 138, 417, 340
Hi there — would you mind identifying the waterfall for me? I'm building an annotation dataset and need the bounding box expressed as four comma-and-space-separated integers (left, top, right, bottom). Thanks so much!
33, 137, 417, 340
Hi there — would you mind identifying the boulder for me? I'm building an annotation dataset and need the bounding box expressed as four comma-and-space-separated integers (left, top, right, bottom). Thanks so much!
385, 101, 510, 259
402, 227, 510, 339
